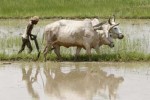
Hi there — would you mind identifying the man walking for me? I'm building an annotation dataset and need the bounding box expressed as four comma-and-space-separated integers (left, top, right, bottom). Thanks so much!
18, 16, 39, 54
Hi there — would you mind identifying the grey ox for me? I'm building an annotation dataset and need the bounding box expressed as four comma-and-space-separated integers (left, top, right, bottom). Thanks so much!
42, 19, 119, 61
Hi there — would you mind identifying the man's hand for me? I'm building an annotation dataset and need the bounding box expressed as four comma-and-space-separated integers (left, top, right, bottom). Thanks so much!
30, 35, 37, 40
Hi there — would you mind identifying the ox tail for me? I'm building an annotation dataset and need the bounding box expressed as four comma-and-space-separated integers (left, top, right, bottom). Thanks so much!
42, 31, 55, 53
42, 30, 49, 45
42, 31, 45, 45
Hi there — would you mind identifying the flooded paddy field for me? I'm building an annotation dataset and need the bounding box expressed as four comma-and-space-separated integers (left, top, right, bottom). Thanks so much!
0, 62, 150, 100
0, 19, 150, 56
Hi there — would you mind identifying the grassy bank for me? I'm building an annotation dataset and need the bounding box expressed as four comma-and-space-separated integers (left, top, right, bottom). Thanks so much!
0, 52, 150, 62
0, 0, 150, 18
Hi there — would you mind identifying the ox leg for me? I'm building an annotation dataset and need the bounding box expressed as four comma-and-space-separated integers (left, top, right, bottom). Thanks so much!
43, 43, 52, 62
95, 45, 100, 54
75, 47, 81, 61
85, 45, 91, 61
53, 45, 62, 61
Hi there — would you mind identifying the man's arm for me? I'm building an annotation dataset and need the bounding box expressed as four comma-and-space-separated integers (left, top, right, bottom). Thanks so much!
26, 24, 37, 40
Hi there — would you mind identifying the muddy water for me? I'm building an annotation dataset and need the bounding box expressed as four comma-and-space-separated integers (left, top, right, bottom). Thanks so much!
0, 62, 150, 100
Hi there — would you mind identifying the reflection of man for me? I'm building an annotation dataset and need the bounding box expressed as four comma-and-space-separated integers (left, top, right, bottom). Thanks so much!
18, 16, 39, 54
22, 66, 39, 99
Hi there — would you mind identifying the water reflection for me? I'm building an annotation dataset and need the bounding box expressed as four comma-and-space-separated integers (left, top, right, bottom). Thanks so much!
1, 62, 150, 100
22, 65, 40, 100
20, 63, 124, 100
107, 74, 124, 100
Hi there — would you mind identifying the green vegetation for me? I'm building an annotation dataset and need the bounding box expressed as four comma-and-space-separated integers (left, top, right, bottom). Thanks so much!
0, 0, 150, 18
0, 35, 150, 62
0, 51, 150, 62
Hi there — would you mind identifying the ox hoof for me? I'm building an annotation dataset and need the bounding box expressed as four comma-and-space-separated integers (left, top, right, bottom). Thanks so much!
56, 57, 63, 62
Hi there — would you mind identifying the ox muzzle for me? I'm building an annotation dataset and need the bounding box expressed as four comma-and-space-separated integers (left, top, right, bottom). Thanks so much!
118, 34, 124, 39
109, 42, 114, 48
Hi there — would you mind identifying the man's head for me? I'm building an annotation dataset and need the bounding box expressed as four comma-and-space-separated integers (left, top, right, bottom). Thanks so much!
30, 16, 39, 25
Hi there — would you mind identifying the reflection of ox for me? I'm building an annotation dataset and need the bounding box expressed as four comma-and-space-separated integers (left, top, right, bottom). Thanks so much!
43, 64, 124, 100
107, 74, 124, 100
43, 66, 100, 100
43, 19, 116, 61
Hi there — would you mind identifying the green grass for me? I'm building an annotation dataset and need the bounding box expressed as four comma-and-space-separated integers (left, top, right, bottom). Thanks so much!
0, 0, 150, 18
0, 34, 150, 61
0, 51, 150, 62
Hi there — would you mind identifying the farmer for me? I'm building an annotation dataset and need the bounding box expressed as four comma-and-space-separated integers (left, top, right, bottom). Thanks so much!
18, 16, 39, 54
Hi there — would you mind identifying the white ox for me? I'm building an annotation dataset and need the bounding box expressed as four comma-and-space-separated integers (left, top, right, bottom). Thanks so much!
43, 19, 115, 61
74, 16, 124, 58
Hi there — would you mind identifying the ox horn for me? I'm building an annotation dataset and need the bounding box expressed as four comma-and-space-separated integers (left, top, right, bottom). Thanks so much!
108, 15, 116, 25
108, 23, 120, 32
108, 17, 112, 25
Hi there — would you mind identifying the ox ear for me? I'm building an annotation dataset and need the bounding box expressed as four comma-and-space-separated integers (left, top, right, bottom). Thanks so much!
96, 30, 105, 38
108, 23, 120, 32
97, 30, 109, 38
93, 27, 100, 30
108, 15, 116, 25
